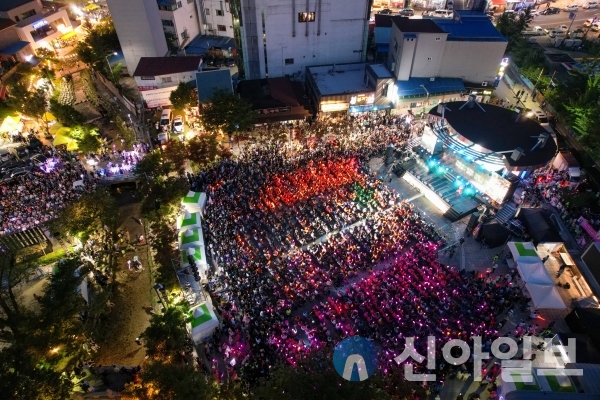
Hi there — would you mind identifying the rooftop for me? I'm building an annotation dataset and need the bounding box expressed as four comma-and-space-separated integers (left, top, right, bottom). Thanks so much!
428, 101, 557, 167
195, 69, 232, 103
0, 18, 16, 31
0, 41, 30, 55
396, 77, 465, 97
0, 0, 36, 12
307, 64, 374, 96
367, 64, 393, 79
184, 34, 236, 56
133, 56, 202, 77
391, 16, 446, 33
432, 11, 507, 42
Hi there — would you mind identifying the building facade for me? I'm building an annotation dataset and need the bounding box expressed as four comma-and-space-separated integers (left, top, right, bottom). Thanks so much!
106, 0, 169, 74
0, 0, 43, 23
158, 0, 201, 48
195, 0, 235, 38
236, 0, 373, 80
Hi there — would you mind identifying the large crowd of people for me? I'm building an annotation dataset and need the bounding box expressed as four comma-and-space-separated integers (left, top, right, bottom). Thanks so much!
0, 147, 96, 235
192, 115, 520, 386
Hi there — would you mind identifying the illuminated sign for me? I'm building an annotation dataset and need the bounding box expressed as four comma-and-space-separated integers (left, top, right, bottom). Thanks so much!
32, 20, 48, 29
483, 90, 492, 95
138, 85, 159, 91
140, 76, 155, 81
500, 57, 509, 67
350, 93, 375, 106
455, 159, 510, 203
321, 102, 349, 112
258, 106, 292, 115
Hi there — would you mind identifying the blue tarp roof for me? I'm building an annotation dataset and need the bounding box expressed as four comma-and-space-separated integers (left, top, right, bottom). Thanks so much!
0, 41, 29, 54
185, 35, 236, 56
374, 27, 392, 45
196, 69, 232, 103
433, 12, 507, 42
396, 77, 465, 97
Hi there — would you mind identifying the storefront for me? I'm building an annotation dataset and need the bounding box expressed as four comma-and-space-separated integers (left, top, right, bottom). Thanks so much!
15, 8, 74, 51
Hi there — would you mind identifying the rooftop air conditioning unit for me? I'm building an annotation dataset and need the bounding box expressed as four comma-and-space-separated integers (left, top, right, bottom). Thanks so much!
481, 81, 488, 87
430, 77, 435, 81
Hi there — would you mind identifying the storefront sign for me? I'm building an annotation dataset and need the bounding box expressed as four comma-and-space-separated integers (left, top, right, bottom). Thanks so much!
32, 20, 48, 29
138, 85, 159, 92
140, 86, 177, 108
140, 76, 155, 81
350, 94, 375, 106
321, 103, 349, 112
257, 106, 291, 115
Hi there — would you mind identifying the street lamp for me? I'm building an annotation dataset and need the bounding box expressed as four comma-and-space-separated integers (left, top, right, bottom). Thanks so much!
105, 51, 118, 76
420, 84, 430, 119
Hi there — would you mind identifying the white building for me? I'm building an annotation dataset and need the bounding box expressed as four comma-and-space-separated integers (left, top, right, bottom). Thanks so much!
158, 0, 200, 48
0, 0, 42, 23
195, 0, 235, 38
237, 0, 371, 80
106, 0, 169, 75
133, 56, 202, 108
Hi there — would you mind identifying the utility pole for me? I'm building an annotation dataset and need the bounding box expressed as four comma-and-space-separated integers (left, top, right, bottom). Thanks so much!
531, 68, 544, 98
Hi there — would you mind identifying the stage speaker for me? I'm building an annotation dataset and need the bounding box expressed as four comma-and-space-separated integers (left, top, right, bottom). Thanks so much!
467, 212, 480, 231
393, 164, 406, 178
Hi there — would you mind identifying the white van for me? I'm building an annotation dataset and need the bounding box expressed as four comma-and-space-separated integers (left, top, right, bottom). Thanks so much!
430, 9, 453, 18
159, 109, 173, 131
584, 1, 598, 8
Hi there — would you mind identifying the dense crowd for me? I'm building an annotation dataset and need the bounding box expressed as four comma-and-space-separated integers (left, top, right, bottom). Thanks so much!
0, 147, 95, 235
192, 117, 517, 386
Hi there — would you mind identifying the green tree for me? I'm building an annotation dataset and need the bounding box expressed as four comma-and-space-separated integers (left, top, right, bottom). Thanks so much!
494, 11, 530, 52
49, 98, 85, 126
75, 17, 120, 73
187, 134, 220, 168
162, 140, 188, 175
50, 188, 118, 239
134, 151, 174, 179
69, 125, 102, 153
201, 90, 255, 135
4, 82, 47, 120
140, 305, 189, 360
122, 361, 216, 400
169, 82, 197, 110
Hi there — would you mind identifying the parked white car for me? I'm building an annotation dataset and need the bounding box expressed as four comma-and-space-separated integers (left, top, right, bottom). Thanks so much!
584, 1, 598, 8
548, 29, 566, 37
564, 4, 579, 11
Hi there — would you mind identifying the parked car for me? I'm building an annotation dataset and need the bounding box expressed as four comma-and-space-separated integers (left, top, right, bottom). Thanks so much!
399, 8, 415, 16
0, 160, 26, 174
30, 154, 47, 167
557, 24, 568, 31
9, 166, 32, 178
226, 56, 236, 67
15, 146, 29, 159
27, 137, 43, 150
378, 8, 393, 14
173, 116, 184, 133
541, 7, 560, 14
214, 56, 225, 67
584, 1, 599, 8
548, 29, 566, 37
564, 4, 579, 11
584, 18, 594, 26
592, 22, 600, 31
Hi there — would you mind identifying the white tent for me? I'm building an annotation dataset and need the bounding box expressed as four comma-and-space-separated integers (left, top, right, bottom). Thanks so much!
181, 191, 203, 213
507, 242, 541, 263
177, 212, 202, 231
179, 228, 204, 249
525, 283, 567, 310
198, 192, 207, 217
188, 302, 219, 344
518, 260, 554, 285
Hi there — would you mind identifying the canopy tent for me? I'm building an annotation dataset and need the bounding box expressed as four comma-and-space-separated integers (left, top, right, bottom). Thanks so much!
0, 115, 20, 132
198, 192, 207, 216
181, 246, 207, 266
84, 3, 100, 11
479, 221, 512, 248
518, 260, 554, 285
177, 212, 202, 231
507, 241, 540, 263
181, 191, 203, 213
49, 122, 63, 134
60, 30, 77, 40
188, 302, 219, 344
179, 228, 204, 249
525, 282, 566, 309
42, 112, 56, 123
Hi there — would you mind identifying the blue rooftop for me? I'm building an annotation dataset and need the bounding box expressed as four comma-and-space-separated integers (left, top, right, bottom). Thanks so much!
196, 69, 233, 103
433, 11, 507, 42
396, 77, 465, 97
0, 41, 29, 54
185, 35, 236, 56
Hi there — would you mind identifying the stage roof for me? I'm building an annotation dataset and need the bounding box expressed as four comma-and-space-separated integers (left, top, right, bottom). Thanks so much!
428, 101, 557, 168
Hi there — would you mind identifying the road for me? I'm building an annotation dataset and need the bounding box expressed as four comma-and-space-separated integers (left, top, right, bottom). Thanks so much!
530, 7, 600, 30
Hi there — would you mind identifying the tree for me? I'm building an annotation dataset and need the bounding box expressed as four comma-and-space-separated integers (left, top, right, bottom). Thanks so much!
75, 17, 120, 73
169, 82, 197, 111
140, 305, 189, 360
134, 151, 174, 179
122, 361, 215, 400
49, 98, 85, 127
494, 11, 530, 52
187, 134, 220, 168
162, 140, 188, 175
4, 82, 46, 120
50, 188, 118, 239
200, 90, 255, 135
69, 125, 102, 153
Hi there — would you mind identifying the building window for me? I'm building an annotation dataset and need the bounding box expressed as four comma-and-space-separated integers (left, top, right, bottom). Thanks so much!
19, 9, 36, 20
410, 102, 418, 108
262, 10, 268, 77
182, 29, 189, 40
217, 24, 227, 31
298, 12, 315, 22
382, 83, 389, 97
188, 0, 194, 3
177, 1, 182, 7
161, 77, 173, 83
216, 9, 224, 16
285, 58, 294, 65
205, 8, 210, 15
162, 19, 174, 27
435, 37, 441, 41
207, 23, 213, 31
427, 57, 432, 61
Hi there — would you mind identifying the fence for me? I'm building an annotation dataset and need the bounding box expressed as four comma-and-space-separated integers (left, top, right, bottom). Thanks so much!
93, 71, 138, 116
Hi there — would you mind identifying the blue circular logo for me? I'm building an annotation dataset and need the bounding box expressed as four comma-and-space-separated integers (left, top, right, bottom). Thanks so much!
333, 336, 378, 381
